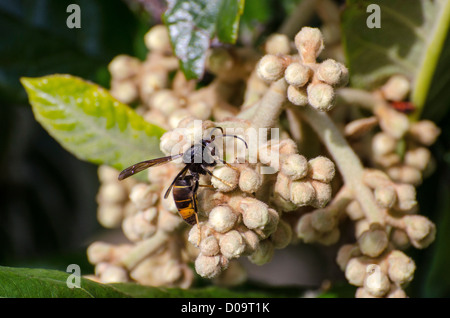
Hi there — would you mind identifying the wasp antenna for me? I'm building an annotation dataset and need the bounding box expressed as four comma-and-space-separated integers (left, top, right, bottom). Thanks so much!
222, 134, 248, 149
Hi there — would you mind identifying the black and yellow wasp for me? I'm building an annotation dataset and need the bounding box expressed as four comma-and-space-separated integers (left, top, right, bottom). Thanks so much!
118, 127, 247, 228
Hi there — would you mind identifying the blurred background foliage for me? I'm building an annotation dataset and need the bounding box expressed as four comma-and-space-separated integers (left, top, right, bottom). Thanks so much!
0, 0, 449, 297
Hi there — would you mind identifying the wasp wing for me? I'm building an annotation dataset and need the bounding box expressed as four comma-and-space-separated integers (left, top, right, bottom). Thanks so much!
164, 163, 191, 199
118, 154, 183, 180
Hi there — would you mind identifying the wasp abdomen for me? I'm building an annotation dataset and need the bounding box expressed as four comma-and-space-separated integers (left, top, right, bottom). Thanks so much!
172, 178, 197, 225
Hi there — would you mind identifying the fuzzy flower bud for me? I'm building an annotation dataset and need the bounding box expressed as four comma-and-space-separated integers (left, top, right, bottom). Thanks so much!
96, 263, 129, 283
372, 132, 397, 157
256, 54, 287, 82
108, 55, 140, 81
144, 25, 171, 54
287, 85, 309, 106
374, 185, 397, 208
129, 184, 158, 210
307, 83, 335, 111
387, 250, 416, 287
394, 184, 417, 211
208, 206, 238, 233
316, 59, 345, 86
408, 120, 441, 146
403, 215, 436, 249
238, 167, 262, 193
239, 198, 270, 230
212, 166, 239, 192
295, 27, 324, 63
281, 153, 309, 180
310, 180, 332, 208
357, 224, 388, 257
290, 180, 316, 206
404, 147, 431, 171
199, 235, 220, 256
219, 230, 246, 259
336, 244, 361, 271
311, 208, 336, 233
308, 156, 335, 183
364, 264, 390, 297
296, 213, 319, 243
270, 219, 292, 249
284, 63, 311, 87
265, 33, 291, 55
345, 256, 371, 286
380, 75, 410, 102
195, 254, 223, 278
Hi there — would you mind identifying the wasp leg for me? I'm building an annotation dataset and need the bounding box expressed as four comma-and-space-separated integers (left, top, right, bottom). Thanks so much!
192, 181, 202, 246
198, 184, 214, 188
216, 157, 240, 171
203, 168, 234, 188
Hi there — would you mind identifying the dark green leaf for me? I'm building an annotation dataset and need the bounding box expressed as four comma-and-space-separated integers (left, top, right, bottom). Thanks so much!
20, 75, 165, 181
163, 0, 244, 79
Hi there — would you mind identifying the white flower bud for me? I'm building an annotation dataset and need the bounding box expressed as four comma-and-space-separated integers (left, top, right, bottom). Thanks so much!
98, 182, 128, 204
364, 264, 390, 297
239, 228, 260, 254
317, 227, 340, 246
355, 287, 377, 298
256, 54, 287, 82
284, 62, 311, 87
290, 180, 315, 206
404, 147, 431, 171
372, 132, 397, 157
345, 256, 371, 286
394, 184, 417, 211
316, 59, 344, 86
357, 225, 388, 257
409, 120, 441, 146
219, 230, 246, 259
110, 80, 139, 104
295, 27, 324, 63
374, 185, 397, 208
287, 85, 309, 106
310, 180, 332, 208
87, 242, 113, 264
308, 156, 335, 183
140, 71, 168, 100
97, 203, 123, 228
346, 200, 365, 221
240, 198, 270, 230
248, 240, 274, 265
386, 284, 407, 298
122, 211, 157, 241
307, 83, 335, 111
195, 254, 223, 278
212, 166, 239, 192
390, 228, 411, 250
387, 165, 422, 185
129, 184, 158, 210
265, 33, 291, 55
387, 250, 415, 286
380, 75, 410, 102
311, 208, 336, 233
150, 89, 181, 116
144, 25, 171, 53
281, 153, 309, 180
344, 116, 378, 139
238, 167, 262, 193
403, 215, 436, 249
375, 104, 409, 139
208, 206, 238, 233
108, 55, 140, 81
97, 263, 129, 283
336, 244, 361, 271
200, 235, 220, 256
296, 213, 319, 243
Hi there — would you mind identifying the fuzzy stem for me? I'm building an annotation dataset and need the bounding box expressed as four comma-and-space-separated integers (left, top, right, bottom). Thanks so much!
120, 231, 168, 269
296, 105, 385, 225
336, 87, 379, 111
248, 78, 288, 129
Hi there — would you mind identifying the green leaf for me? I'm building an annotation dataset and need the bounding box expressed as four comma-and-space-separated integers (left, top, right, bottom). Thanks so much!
163, 0, 244, 79
0, 266, 129, 298
20, 75, 165, 180
342, 0, 450, 118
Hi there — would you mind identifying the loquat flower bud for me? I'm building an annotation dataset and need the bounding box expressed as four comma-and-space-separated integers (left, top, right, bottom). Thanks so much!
311, 208, 336, 233
144, 25, 172, 54
316, 59, 344, 86
364, 264, 390, 297
212, 166, 239, 192
386, 284, 407, 298
110, 80, 139, 104
238, 167, 262, 193
284, 63, 311, 87
97, 263, 129, 283
390, 228, 411, 250
354, 218, 370, 239
287, 85, 309, 106
281, 153, 309, 180
129, 184, 158, 210
97, 203, 123, 228
374, 185, 397, 208
108, 55, 141, 81
310, 180, 332, 208
355, 287, 377, 298
380, 75, 410, 102
372, 132, 397, 157
394, 184, 417, 211
344, 116, 378, 139
404, 147, 431, 171
270, 219, 292, 249
408, 120, 441, 146
345, 256, 371, 286
307, 83, 335, 111
195, 253, 223, 278
219, 230, 246, 259
290, 180, 316, 206
248, 240, 274, 265
317, 227, 340, 246
265, 33, 292, 55
256, 54, 287, 82
295, 27, 324, 63
387, 250, 415, 287
240, 198, 270, 230
199, 235, 220, 256
375, 104, 410, 139
403, 215, 436, 249
208, 205, 238, 233
98, 182, 128, 204
239, 227, 260, 254
357, 224, 388, 257
296, 213, 319, 243
346, 200, 365, 221
308, 156, 335, 183
150, 89, 181, 116
336, 244, 361, 271
122, 210, 157, 242
140, 71, 168, 101
387, 165, 422, 185
87, 242, 113, 264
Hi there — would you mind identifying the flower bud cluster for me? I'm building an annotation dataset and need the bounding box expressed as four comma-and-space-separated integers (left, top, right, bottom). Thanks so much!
370, 76, 441, 186
256, 27, 348, 111
338, 244, 416, 298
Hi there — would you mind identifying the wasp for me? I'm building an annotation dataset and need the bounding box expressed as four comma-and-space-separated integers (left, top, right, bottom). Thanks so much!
118, 127, 247, 229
